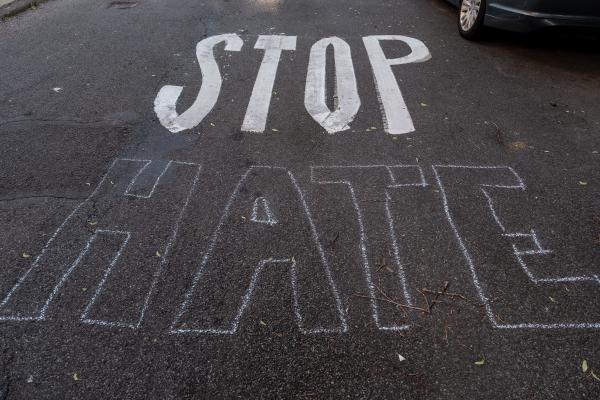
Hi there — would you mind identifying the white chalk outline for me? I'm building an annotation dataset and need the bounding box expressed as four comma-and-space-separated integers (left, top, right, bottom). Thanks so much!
501, 230, 599, 288
310, 164, 427, 331
79, 230, 132, 327
480, 187, 507, 232
124, 160, 179, 199
171, 166, 348, 335
0, 158, 201, 325
82, 161, 202, 328
0, 158, 124, 321
250, 196, 278, 226
172, 258, 336, 335
384, 191, 412, 306
432, 165, 600, 329
38, 230, 131, 321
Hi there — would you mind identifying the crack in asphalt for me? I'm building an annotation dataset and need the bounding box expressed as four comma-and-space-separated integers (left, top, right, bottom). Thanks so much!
0, 195, 86, 203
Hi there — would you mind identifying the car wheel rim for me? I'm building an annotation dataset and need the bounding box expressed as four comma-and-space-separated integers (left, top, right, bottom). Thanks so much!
460, 0, 481, 31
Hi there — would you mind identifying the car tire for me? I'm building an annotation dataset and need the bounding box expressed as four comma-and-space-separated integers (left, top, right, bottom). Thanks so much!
458, 0, 486, 40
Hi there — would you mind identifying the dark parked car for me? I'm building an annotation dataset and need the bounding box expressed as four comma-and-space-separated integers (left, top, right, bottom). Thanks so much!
448, 0, 600, 39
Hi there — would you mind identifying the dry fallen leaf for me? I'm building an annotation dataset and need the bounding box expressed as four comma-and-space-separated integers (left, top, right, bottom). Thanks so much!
155, 251, 161, 257
582, 359, 589, 373
508, 141, 528, 151
21, 252, 31, 259
474, 358, 485, 366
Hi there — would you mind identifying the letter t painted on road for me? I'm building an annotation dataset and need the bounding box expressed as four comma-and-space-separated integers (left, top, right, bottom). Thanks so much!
242, 35, 297, 133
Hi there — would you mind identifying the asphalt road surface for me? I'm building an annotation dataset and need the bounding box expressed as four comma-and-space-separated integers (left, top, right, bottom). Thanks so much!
1, 0, 600, 398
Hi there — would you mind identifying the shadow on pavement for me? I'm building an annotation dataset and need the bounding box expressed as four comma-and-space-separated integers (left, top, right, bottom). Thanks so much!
481, 27, 600, 53
477, 27, 600, 73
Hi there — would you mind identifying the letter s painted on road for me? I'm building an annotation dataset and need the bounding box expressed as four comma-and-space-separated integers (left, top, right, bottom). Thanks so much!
154, 33, 244, 133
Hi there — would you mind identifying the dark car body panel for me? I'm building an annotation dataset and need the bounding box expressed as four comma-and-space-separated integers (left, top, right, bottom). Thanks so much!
448, 0, 600, 32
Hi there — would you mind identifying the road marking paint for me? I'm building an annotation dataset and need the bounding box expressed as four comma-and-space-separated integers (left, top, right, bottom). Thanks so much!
362, 35, 431, 135
304, 37, 361, 133
154, 33, 244, 133
152, 34, 432, 135
242, 35, 297, 133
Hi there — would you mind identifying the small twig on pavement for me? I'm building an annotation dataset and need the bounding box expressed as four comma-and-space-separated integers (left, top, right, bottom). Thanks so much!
443, 325, 449, 346
352, 293, 428, 314
376, 257, 389, 273
421, 287, 484, 308
374, 281, 430, 314
329, 231, 340, 248
428, 281, 449, 313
